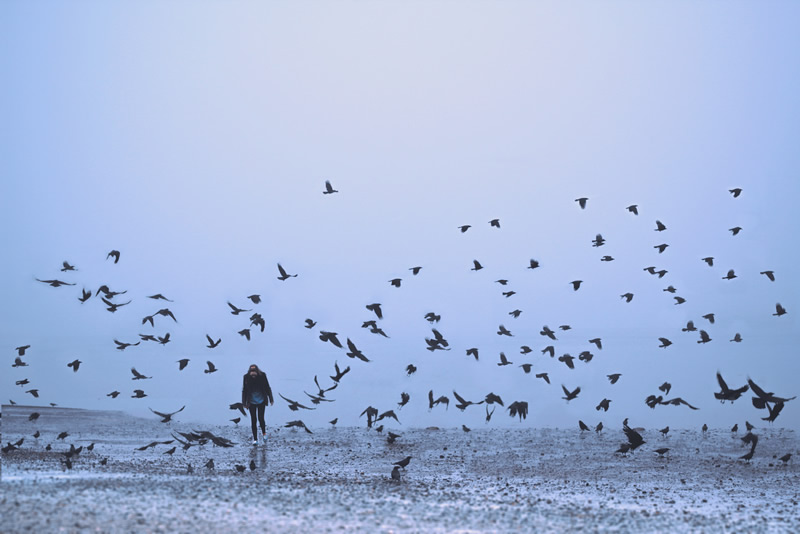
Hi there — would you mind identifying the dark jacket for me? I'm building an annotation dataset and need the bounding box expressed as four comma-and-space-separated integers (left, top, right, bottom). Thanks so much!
242, 371, 274, 407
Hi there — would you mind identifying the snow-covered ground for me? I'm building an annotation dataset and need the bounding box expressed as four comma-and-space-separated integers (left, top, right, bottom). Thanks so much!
2, 405, 798, 532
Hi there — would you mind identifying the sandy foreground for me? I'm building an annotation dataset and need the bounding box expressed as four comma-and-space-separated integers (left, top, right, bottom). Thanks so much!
1, 405, 798, 533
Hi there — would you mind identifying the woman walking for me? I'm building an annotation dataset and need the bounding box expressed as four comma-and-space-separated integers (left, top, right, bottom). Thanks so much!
242, 364, 274, 445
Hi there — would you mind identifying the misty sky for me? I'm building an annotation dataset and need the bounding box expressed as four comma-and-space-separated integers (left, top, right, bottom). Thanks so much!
2, 1, 799, 432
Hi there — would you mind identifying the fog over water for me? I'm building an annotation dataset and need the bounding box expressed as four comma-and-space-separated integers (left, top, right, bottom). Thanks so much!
2, 1, 799, 431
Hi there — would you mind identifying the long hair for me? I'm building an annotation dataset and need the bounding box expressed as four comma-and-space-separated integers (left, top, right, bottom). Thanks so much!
246, 363, 262, 375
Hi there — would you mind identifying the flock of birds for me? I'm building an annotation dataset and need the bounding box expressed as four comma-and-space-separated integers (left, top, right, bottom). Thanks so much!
4, 181, 797, 476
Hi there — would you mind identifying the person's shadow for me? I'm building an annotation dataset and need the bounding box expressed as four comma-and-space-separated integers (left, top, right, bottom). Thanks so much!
249, 444, 268, 471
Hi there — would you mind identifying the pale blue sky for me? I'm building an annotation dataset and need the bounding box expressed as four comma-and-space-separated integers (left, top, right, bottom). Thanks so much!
2, 1, 799, 431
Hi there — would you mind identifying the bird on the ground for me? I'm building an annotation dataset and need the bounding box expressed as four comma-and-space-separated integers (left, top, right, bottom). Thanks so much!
391, 466, 401, 481
393, 456, 412, 469
622, 423, 646, 451
205, 459, 214, 469
779, 453, 792, 464
702, 423, 708, 433
284, 420, 313, 433
329, 418, 338, 426
654, 448, 670, 457
596, 422, 603, 433
462, 425, 471, 432
659, 426, 669, 437
731, 424, 739, 433
579, 420, 590, 431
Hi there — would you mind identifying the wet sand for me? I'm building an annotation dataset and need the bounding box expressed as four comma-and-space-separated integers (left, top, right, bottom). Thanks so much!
2, 405, 799, 532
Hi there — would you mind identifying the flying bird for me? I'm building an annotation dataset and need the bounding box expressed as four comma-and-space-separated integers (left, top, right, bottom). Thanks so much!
227, 302, 251, 315
280, 394, 315, 411
773, 303, 787, 317
409, 266, 422, 275
697, 330, 712, 344
67, 359, 82, 372
729, 226, 742, 236
570, 280, 583, 291
607, 374, 622, 384
131, 367, 151, 380
489, 218, 500, 228
204, 361, 217, 374
626, 205, 639, 215
458, 225, 471, 233
106, 250, 120, 263
319, 331, 343, 349
575, 197, 588, 209
389, 278, 402, 288
276, 263, 297, 281
149, 405, 185, 423
366, 303, 383, 319
507, 401, 528, 421
323, 180, 338, 194
701, 257, 714, 267
760, 271, 775, 282
715, 372, 749, 403
536, 372, 550, 384
205, 335, 221, 348
345, 338, 369, 362
562, 385, 581, 401
722, 269, 737, 280
304, 319, 317, 329
654, 220, 667, 232
36, 278, 75, 287
471, 260, 483, 271
658, 338, 672, 348
177, 359, 190, 371
497, 352, 513, 366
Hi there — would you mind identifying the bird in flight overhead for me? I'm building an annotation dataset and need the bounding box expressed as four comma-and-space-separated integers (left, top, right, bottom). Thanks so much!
36, 278, 75, 287
575, 197, 588, 209
106, 250, 120, 263
323, 180, 338, 194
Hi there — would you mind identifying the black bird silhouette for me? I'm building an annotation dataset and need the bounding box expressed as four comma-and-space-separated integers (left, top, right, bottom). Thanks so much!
157, 333, 171, 345
458, 225, 471, 233
484, 392, 504, 406
536, 372, 550, 384
722, 269, 737, 280
592, 234, 606, 247
663, 285, 677, 293
760, 270, 775, 282
729, 187, 742, 198
238, 329, 251, 341
283, 420, 313, 435
654, 243, 669, 253
78, 288, 92, 303
329, 418, 338, 426
304, 318, 317, 329
319, 331, 343, 348
570, 280, 583, 291
107, 391, 120, 398
389, 278, 402, 288
623, 423, 646, 451
659, 382, 672, 395
113, 339, 140, 351
748, 378, 796, 407
280, 394, 315, 411
322, 180, 338, 194
366, 303, 383, 319
247, 294, 261, 304
345, 340, 369, 362
361, 406, 379, 428
620, 293, 634, 303
453, 391, 483, 411
588, 338, 603, 350
67, 359, 82, 372
131, 367, 151, 380
471, 260, 483, 271
562, 385, 580, 401
131, 390, 147, 398
662, 397, 700, 410
541, 346, 555, 358
398, 392, 410, 408
409, 266, 422, 275
204, 361, 217, 374
36, 278, 75, 288
540, 325, 557, 340
558, 354, 575, 369
579, 420, 591, 431
155, 308, 177, 322
520, 363, 533, 374
393, 456, 412, 469
779, 453, 792, 464
714, 372, 749, 403
682, 321, 697, 332
227, 302, 251, 315
608, 374, 622, 384
528, 259, 540, 270
102, 297, 131, 313
497, 352, 513, 366
507, 401, 528, 421
106, 250, 120, 263
15, 345, 30, 356
658, 338, 672, 348
489, 218, 501, 228
277, 263, 297, 281
150, 405, 185, 423
330, 361, 351, 383
497, 325, 513, 337
229, 402, 247, 416
205, 335, 221, 348
626, 204, 638, 215
655, 220, 667, 232
729, 226, 742, 236
697, 330, 712, 344
674, 296, 686, 305
773, 303, 787, 317
575, 197, 588, 209
596, 399, 611, 412
424, 312, 441, 323
701, 257, 714, 267
405, 364, 417, 376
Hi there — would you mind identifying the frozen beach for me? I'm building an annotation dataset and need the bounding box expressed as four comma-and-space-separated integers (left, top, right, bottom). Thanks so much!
2, 405, 798, 533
